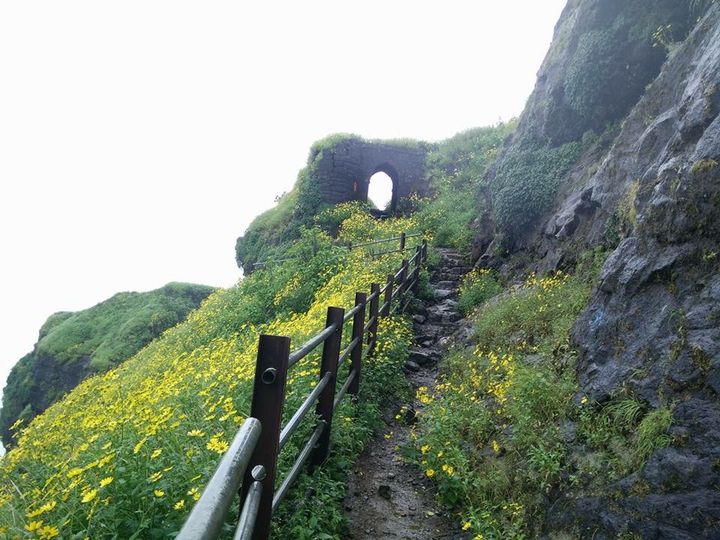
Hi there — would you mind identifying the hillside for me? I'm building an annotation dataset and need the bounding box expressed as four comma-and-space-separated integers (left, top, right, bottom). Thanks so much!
1, 0, 719, 538
0, 282, 214, 447
412, 1, 720, 538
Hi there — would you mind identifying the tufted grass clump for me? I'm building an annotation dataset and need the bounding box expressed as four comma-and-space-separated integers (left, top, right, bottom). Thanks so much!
577, 398, 673, 480
457, 269, 503, 315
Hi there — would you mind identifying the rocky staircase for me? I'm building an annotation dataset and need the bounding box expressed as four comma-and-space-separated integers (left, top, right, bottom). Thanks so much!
403, 249, 469, 374
343, 248, 471, 540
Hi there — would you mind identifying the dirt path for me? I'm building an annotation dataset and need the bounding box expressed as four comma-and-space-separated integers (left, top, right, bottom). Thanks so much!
343, 249, 472, 540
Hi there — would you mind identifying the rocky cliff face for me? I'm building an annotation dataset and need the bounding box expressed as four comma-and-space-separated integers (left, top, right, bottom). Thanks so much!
479, 2, 720, 537
0, 282, 213, 446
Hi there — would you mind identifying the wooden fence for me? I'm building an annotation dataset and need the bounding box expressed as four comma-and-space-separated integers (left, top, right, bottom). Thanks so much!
177, 235, 428, 540
252, 232, 422, 269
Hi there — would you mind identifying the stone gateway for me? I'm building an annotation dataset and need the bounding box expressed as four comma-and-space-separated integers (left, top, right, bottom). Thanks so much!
310, 138, 429, 211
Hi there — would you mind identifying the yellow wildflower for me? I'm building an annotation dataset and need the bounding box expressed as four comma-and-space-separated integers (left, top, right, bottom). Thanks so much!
26, 500, 56, 518
154, 489, 165, 498
100, 477, 113, 487
462, 521, 472, 531
148, 472, 163, 483
174, 499, 185, 510
38, 525, 60, 539
26, 520, 44, 532
425, 469, 435, 478
81, 489, 97, 503
66, 467, 83, 479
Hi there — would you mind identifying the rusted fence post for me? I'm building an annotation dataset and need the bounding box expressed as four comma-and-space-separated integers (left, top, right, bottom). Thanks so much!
241, 335, 290, 540
381, 274, 394, 317
367, 283, 380, 354
310, 306, 344, 468
348, 292, 366, 397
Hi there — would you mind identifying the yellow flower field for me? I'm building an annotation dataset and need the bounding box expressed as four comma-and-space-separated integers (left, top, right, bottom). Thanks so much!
0, 206, 420, 538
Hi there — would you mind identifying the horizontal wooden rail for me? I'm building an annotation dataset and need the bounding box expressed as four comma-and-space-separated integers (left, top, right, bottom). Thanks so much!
179, 234, 427, 540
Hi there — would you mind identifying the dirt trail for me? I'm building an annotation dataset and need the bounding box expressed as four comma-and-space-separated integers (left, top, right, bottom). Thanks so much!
343, 249, 472, 540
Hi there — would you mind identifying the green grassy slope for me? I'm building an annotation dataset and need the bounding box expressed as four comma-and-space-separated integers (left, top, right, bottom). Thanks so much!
0, 207, 420, 539
0, 283, 214, 447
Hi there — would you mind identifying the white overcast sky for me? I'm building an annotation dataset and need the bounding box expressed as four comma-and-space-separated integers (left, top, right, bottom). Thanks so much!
0, 1, 567, 395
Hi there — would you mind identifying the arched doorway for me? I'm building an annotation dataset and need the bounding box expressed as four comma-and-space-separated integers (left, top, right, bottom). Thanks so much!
367, 171, 394, 211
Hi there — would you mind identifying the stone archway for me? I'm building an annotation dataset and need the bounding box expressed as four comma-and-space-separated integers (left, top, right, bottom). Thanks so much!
310, 137, 429, 212
363, 163, 400, 211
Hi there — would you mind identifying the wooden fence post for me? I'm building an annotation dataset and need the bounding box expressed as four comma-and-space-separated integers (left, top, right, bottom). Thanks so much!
399, 232, 406, 251
412, 246, 421, 293
310, 306, 344, 468
421, 239, 428, 263
348, 292, 366, 397
398, 259, 409, 308
367, 283, 380, 354
242, 335, 290, 540
381, 274, 394, 317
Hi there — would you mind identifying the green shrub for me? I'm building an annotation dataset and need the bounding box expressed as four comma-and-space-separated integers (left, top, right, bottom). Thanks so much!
491, 141, 581, 244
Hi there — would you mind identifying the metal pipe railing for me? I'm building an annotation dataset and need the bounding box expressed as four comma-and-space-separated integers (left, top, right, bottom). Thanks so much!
362, 314, 377, 335
272, 422, 326, 512
346, 232, 421, 250
338, 336, 361, 367
234, 480, 263, 540
176, 418, 262, 540
278, 372, 331, 449
343, 303, 363, 322
288, 323, 340, 368
179, 234, 427, 540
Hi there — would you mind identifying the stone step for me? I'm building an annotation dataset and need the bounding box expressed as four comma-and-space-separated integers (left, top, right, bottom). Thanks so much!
432, 288, 457, 300
433, 280, 458, 289
413, 323, 447, 340
409, 348, 441, 366
435, 272, 465, 282
427, 300, 462, 324
441, 266, 472, 276
441, 258, 468, 266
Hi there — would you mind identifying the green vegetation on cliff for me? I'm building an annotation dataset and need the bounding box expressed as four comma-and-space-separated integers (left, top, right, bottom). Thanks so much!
415, 123, 515, 250
0, 282, 214, 447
